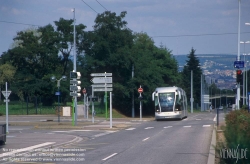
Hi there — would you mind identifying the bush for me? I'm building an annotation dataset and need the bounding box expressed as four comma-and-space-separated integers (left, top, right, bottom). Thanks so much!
223, 109, 250, 163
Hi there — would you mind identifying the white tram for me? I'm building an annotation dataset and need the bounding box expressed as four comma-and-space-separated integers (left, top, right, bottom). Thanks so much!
152, 87, 188, 120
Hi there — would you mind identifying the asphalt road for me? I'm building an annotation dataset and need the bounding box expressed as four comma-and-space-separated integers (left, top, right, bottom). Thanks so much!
0, 112, 222, 164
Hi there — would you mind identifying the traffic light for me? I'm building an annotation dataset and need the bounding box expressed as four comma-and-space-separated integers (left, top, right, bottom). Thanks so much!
236, 69, 243, 83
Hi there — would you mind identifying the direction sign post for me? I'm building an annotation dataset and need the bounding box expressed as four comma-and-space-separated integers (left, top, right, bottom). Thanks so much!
1, 82, 11, 133
90, 72, 113, 121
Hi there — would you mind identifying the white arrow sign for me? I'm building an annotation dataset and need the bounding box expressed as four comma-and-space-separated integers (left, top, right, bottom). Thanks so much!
93, 88, 113, 92
70, 80, 81, 85
70, 92, 81, 97
70, 86, 81, 92
91, 73, 112, 77
2, 91, 11, 99
92, 84, 113, 88
90, 77, 112, 84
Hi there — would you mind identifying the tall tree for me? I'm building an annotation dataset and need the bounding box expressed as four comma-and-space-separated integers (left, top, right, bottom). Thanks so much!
1, 26, 61, 104
181, 48, 202, 106
131, 32, 180, 115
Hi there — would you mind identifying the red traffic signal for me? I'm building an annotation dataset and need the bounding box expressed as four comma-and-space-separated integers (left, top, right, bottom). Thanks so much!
236, 70, 242, 75
236, 69, 243, 83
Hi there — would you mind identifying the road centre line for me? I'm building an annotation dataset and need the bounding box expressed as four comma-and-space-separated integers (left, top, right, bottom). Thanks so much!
203, 125, 211, 127
145, 127, 154, 129
102, 153, 118, 161
0, 142, 55, 158
142, 137, 150, 141
183, 126, 191, 128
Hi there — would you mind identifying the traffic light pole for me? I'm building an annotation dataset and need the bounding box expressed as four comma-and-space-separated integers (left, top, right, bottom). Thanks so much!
237, 83, 240, 110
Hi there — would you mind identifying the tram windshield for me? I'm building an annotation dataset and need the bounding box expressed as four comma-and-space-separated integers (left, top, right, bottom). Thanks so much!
158, 92, 175, 112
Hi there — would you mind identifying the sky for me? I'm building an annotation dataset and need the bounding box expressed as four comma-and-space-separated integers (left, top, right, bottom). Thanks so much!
1, 0, 250, 56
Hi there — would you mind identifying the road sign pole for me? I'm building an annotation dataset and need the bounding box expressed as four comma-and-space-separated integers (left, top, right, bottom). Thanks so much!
5, 82, 8, 133
92, 86, 95, 123
84, 93, 86, 119
86, 96, 89, 119
105, 72, 107, 120
72, 98, 75, 126
140, 96, 142, 121
110, 92, 112, 128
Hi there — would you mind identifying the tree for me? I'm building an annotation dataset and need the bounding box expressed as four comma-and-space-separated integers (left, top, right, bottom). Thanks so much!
54, 18, 86, 75
181, 48, 202, 106
131, 32, 180, 115
1, 26, 62, 104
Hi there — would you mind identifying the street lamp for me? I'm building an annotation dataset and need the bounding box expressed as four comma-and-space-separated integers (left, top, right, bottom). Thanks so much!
240, 41, 250, 105
51, 75, 67, 122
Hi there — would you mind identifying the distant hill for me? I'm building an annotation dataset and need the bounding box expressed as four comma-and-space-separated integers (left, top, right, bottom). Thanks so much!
174, 54, 239, 71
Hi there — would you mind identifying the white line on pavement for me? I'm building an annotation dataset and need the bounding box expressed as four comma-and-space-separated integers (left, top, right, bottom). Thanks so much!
125, 128, 136, 131
213, 115, 217, 121
183, 126, 191, 128
142, 137, 150, 141
145, 127, 154, 129
203, 125, 211, 127
0, 142, 55, 158
164, 126, 173, 128
102, 153, 118, 161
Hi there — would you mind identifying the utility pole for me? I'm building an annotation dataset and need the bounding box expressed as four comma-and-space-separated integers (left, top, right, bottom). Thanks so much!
132, 64, 134, 118
236, 0, 241, 110
191, 70, 193, 113
73, 8, 78, 124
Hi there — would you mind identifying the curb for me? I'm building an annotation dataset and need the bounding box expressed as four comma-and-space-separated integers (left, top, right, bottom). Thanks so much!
207, 124, 216, 164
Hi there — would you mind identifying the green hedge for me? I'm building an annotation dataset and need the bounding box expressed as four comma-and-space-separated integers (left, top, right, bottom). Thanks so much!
223, 109, 250, 164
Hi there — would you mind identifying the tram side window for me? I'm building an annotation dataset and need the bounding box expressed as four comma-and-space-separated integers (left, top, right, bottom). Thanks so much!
155, 96, 160, 112
175, 95, 182, 111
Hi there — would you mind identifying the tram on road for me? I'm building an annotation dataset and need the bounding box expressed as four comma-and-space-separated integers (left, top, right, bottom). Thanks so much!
152, 87, 188, 120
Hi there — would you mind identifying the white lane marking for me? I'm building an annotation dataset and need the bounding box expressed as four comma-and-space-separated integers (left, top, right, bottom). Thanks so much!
183, 126, 191, 128
164, 126, 173, 128
47, 133, 55, 134
213, 115, 217, 121
93, 131, 115, 138
203, 125, 211, 127
52, 130, 94, 133
196, 119, 201, 120
0, 121, 30, 122
125, 128, 136, 131
142, 137, 150, 141
102, 153, 118, 161
9, 129, 23, 131
7, 136, 15, 138
0, 142, 55, 158
145, 127, 154, 130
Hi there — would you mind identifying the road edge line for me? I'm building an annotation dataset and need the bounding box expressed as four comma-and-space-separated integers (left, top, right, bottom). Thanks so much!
207, 124, 216, 164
